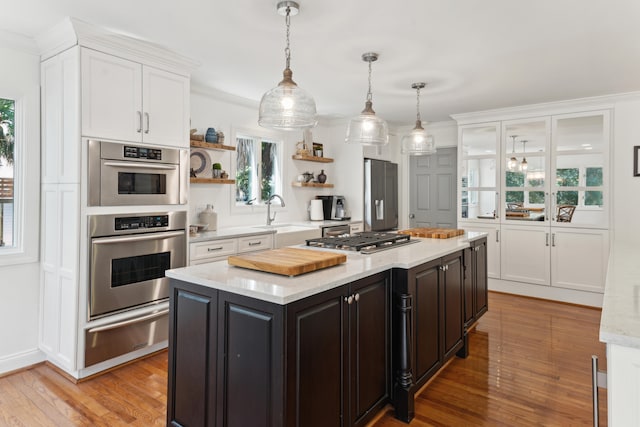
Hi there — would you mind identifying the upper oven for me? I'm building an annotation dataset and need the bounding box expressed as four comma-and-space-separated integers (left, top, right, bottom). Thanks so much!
88, 140, 188, 206
88, 211, 187, 319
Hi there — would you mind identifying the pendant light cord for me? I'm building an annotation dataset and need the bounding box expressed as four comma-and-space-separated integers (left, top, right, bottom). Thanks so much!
284, 6, 291, 69
367, 59, 373, 102
415, 86, 421, 122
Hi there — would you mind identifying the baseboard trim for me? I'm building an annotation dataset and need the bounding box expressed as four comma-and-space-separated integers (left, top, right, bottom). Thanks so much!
0, 349, 46, 378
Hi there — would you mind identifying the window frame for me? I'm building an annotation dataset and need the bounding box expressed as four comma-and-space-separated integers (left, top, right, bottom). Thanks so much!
230, 127, 284, 215
0, 91, 40, 266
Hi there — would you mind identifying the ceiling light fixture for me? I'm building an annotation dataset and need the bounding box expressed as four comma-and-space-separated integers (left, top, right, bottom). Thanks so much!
508, 135, 518, 171
520, 140, 528, 171
258, 1, 317, 130
345, 52, 388, 146
401, 82, 436, 156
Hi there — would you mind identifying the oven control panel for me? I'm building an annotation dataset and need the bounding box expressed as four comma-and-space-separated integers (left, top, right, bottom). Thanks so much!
123, 145, 162, 160
115, 215, 169, 231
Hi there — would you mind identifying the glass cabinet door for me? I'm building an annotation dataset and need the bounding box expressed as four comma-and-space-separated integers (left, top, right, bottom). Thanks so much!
551, 111, 609, 227
502, 118, 550, 224
460, 123, 500, 220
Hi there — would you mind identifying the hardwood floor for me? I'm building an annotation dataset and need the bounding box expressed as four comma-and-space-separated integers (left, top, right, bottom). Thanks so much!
0, 292, 606, 426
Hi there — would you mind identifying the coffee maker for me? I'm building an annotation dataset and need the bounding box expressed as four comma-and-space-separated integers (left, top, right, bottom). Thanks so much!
315, 195, 349, 220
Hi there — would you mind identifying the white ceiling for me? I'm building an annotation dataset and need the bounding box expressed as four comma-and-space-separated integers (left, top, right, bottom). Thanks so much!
4, 0, 640, 125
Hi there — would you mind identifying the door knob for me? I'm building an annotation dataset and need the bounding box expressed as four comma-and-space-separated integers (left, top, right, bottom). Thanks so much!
409, 213, 415, 219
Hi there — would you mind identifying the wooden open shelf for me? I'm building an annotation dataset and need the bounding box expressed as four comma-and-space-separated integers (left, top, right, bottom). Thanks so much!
292, 182, 334, 188
190, 178, 236, 184
190, 140, 235, 151
291, 154, 334, 163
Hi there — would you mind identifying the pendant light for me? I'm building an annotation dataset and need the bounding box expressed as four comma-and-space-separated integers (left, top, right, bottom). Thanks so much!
520, 140, 528, 171
508, 135, 518, 171
345, 52, 388, 146
401, 82, 436, 155
258, 1, 317, 130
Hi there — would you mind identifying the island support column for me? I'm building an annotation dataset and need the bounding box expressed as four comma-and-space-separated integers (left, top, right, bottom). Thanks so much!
393, 293, 414, 422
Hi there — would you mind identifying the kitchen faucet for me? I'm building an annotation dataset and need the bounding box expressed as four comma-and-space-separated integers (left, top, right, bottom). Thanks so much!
266, 194, 285, 226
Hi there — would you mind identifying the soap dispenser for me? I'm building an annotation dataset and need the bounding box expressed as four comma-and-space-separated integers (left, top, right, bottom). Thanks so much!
199, 204, 217, 231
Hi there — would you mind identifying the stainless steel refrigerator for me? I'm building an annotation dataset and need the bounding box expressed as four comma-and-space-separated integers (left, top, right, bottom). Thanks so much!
364, 159, 398, 231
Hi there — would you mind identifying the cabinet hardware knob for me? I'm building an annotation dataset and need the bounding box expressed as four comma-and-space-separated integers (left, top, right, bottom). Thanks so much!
354, 293, 360, 302
346, 295, 354, 304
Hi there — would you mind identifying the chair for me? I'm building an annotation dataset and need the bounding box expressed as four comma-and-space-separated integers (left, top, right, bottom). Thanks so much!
556, 205, 576, 222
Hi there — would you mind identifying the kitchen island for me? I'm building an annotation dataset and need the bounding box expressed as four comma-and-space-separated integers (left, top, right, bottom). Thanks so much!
166, 232, 488, 426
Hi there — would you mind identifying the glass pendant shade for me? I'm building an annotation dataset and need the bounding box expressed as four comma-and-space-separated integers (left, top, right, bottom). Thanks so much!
508, 157, 517, 171
401, 120, 435, 155
258, 1, 317, 131
520, 157, 528, 171
259, 68, 317, 130
345, 100, 389, 146
345, 52, 388, 146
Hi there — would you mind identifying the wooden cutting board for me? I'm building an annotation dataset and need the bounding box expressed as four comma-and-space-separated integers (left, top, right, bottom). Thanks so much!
397, 228, 465, 239
228, 247, 347, 276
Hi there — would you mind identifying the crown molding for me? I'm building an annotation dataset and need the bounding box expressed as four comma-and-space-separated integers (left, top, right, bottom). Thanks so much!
451, 91, 640, 125
36, 17, 199, 75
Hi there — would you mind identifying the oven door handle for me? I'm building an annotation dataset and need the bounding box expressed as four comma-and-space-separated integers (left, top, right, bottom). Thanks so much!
87, 309, 169, 333
92, 230, 185, 245
103, 161, 178, 171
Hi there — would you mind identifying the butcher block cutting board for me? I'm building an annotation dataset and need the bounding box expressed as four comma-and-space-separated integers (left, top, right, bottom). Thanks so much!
397, 228, 465, 239
228, 247, 347, 276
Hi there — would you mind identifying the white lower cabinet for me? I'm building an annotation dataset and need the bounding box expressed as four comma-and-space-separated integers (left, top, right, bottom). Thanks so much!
500, 225, 609, 292
459, 222, 501, 279
500, 225, 550, 286
551, 228, 609, 293
189, 234, 274, 265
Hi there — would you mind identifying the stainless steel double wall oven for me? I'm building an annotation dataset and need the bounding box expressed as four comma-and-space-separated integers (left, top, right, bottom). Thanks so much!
85, 140, 188, 367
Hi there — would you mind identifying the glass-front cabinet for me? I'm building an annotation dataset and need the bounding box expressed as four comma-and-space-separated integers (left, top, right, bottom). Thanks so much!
460, 123, 500, 221
501, 118, 550, 225
551, 111, 609, 228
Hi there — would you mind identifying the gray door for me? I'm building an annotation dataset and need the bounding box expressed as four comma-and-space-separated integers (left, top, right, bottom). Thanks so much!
409, 147, 457, 228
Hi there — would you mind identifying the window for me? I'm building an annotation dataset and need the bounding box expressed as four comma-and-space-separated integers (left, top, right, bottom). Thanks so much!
555, 166, 603, 207
0, 98, 15, 248
235, 134, 282, 206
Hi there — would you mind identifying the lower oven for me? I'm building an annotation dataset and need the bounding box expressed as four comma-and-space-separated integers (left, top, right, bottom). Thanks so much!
85, 211, 186, 367
88, 211, 186, 319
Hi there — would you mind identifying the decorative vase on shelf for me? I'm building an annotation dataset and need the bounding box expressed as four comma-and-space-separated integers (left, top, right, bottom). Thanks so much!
317, 169, 327, 184
205, 128, 218, 143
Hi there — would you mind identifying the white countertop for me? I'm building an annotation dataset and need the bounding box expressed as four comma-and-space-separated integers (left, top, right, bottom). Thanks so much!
167, 231, 487, 305
189, 219, 362, 243
600, 241, 640, 349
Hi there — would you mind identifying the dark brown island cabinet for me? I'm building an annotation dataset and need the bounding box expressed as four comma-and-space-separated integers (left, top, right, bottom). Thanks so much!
167, 237, 488, 426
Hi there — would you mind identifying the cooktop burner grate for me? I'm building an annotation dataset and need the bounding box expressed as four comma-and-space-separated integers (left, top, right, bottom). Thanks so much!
306, 232, 411, 252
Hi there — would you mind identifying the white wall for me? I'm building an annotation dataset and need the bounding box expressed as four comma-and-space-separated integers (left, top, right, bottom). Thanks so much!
0, 36, 43, 373
189, 88, 366, 227
612, 97, 640, 244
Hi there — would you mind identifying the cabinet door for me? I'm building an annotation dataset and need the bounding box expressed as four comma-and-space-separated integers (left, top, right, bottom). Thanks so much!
217, 291, 284, 427
463, 247, 474, 327
167, 281, 217, 427
442, 253, 464, 360
473, 238, 488, 318
412, 260, 441, 384
286, 286, 348, 427
551, 228, 609, 293
459, 223, 501, 279
142, 65, 190, 147
81, 48, 142, 142
349, 272, 390, 427
500, 225, 550, 286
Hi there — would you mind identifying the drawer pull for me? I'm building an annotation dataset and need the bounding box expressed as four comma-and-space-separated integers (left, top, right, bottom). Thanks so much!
207, 247, 224, 252
248, 241, 262, 246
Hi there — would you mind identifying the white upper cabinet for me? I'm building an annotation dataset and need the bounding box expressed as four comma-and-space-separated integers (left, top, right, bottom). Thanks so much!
459, 122, 500, 221
81, 48, 189, 147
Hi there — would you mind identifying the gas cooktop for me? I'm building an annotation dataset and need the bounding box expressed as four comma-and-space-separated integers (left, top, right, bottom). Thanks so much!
305, 232, 418, 254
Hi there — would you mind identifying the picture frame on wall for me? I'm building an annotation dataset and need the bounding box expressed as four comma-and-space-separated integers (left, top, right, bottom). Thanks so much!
634, 146, 640, 176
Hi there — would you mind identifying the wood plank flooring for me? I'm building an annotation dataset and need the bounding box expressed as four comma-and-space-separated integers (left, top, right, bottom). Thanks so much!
0, 292, 606, 426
